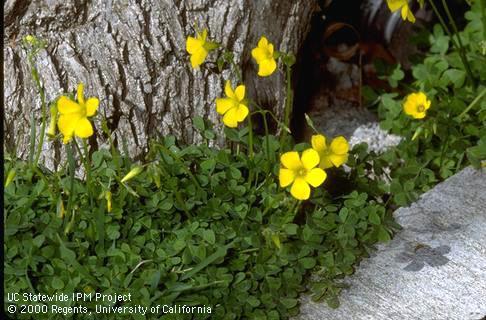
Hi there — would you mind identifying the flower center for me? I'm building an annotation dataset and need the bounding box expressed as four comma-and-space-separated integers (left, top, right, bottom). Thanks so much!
417, 104, 425, 113
297, 168, 307, 177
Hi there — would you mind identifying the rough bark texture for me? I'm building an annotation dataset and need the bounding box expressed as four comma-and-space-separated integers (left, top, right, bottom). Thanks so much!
4, 0, 317, 169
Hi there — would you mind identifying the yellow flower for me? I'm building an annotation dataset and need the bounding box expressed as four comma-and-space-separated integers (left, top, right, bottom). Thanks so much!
57, 83, 99, 144
251, 36, 277, 77
386, 0, 416, 23
186, 29, 217, 69
279, 149, 327, 200
403, 92, 431, 119
215, 80, 249, 128
311, 135, 349, 169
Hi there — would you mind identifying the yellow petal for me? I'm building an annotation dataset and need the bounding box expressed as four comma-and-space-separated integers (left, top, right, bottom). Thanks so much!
311, 134, 327, 152
290, 178, 311, 200
86, 98, 99, 117
258, 59, 277, 77
305, 168, 327, 187
330, 136, 349, 155
319, 156, 334, 170
301, 149, 320, 170
407, 9, 416, 23
424, 99, 431, 110
216, 98, 234, 115
224, 80, 236, 100
57, 96, 83, 115
413, 112, 426, 119
58, 113, 82, 143
387, 0, 404, 12
258, 36, 269, 49
74, 117, 94, 138
190, 48, 208, 68
186, 36, 200, 54
329, 153, 348, 167
279, 168, 295, 187
234, 85, 245, 101
222, 108, 238, 128
251, 47, 268, 63
235, 104, 249, 122
280, 152, 302, 170
77, 83, 85, 105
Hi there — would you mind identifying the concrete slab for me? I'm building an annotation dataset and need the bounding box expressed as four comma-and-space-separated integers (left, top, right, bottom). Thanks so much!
298, 167, 486, 320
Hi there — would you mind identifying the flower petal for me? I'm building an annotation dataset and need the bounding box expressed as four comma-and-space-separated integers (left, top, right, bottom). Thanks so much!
216, 98, 234, 115
186, 36, 201, 54
280, 152, 302, 170
301, 148, 320, 170
251, 47, 268, 63
258, 59, 277, 77
77, 83, 85, 105
329, 153, 348, 168
234, 85, 245, 101
74, 117, 94, 139
86, 97, 99, 117
57, 96, 83, 115
305, 168, 327, 187
319, 156, 334, 170
330, 136, 349, 155
235, 104, 249, 122
58, 113, 82, 144
224, 80, 236, 100
386, 0, 404, 12
311, 134, 327, 152
279, 168, 295, 187
290, 178, 311, 200
222, 107, 238, 128
190, 48, 207, 68
258, 36, 269, 49
407, 9, 416, 23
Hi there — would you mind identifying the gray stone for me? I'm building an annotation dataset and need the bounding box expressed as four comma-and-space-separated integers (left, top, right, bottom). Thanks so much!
298, 167, 486, 320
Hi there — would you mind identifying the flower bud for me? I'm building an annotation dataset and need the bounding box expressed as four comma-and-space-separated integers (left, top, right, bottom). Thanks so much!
105, 191, 112, 212
121, 166, 143, 183
4, 169, 16, 187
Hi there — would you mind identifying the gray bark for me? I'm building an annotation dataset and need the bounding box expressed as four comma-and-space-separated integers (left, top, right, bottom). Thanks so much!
4, 0, 317, 169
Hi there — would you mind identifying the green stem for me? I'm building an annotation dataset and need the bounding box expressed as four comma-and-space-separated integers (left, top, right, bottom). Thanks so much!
280, 64, 294, 149
457, 87, 486, 118
247, 114, 254, 159
428, 0, 474, 86
65, 144, 76, 227
440, 0, 476, 86
81, 139, 93, 206
30, 56, 48, 167
480, 0, 486, 40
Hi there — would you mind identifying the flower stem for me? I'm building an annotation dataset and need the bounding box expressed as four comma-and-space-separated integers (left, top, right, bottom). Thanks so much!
280, 64, 294, 150
28, 54, 48, 167
427, 0, 475, 86
440, 0, 476, 87
457, 87, 486, 118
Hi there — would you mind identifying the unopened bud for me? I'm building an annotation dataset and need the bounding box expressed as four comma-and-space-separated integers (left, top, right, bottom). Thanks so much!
105, 191, 112, 212
4, 169, 16, 187
121, 166, 143, 183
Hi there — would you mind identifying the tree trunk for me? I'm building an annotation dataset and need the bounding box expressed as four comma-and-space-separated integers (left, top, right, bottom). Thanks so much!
4, 0, 317, 169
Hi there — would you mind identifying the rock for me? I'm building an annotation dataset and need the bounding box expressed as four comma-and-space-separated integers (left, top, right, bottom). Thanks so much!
298, 167, 486, 320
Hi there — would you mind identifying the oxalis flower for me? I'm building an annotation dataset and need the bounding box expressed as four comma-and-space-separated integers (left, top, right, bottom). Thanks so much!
57, 83, 99, 144
279, 149, 327, 200
403, 92, 431, 119
311, 134, 349, 169
386, 0, 415, 23
251, 36, 277, 77
215, 80, 249, 128
186, 29, 217, 69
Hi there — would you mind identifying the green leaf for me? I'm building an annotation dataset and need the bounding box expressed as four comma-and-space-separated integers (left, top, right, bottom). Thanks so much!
368, 211, 381, 225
